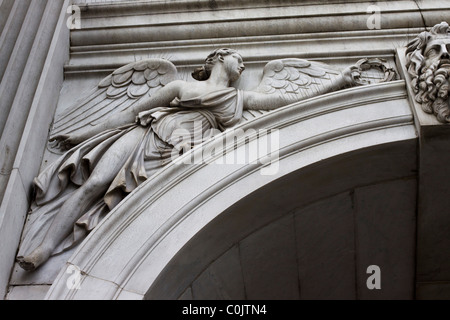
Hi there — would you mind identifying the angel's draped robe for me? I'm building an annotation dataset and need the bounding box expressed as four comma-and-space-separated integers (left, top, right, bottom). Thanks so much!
18, 88, 243, 258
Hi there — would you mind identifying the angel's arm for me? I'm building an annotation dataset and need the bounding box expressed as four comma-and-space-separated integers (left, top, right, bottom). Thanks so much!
244, 67, 354, 111
59, 81, 183, 144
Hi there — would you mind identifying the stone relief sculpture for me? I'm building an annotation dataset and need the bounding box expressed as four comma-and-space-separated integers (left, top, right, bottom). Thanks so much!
17, 48, 394, 271
406, 21, 450, 123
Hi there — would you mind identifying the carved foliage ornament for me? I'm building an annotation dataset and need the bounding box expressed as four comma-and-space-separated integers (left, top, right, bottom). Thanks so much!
406, 22, 450, 123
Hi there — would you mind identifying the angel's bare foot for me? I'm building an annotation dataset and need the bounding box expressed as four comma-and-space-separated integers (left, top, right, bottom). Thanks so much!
17, 246, 52, 271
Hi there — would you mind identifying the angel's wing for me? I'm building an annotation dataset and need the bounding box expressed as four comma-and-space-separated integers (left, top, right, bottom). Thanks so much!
255, 58, 341, 98
240, 57, 397, 122
49, 58, 178, 142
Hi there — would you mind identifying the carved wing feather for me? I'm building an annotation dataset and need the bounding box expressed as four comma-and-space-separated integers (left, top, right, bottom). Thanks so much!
50, 58, 178, 139
256, 58, 340, 96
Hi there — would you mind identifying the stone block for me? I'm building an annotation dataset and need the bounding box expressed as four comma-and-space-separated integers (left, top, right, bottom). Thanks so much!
416, 125, 450, 283
178, 287, 193, 300
10, 248, 76, 286
239, 214, 299, 300
66, 274, 119, 301
295, 192, 356, 299
7, 285, 50, 300
416, 282, 450, 300
115, 289, 144, 300
191, 245, 245, 300
354, 179, 416, 300
0, 170, 30, 299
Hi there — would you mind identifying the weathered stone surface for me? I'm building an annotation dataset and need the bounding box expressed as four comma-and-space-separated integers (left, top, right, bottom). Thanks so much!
397, 23, 450, 298
68, 85, 415, 300
354, 179, 416, 300
295, 192, 355, 300
178, 287, 193, 300
10, 248, 75, 286
416, 282, 450, 300
0, 0, 31, 87
192, 246, 245, 300
7, 285, 50, 300
17, 44, 364, 273
0, 170, 30, 299
240, 215, 299, 300
115, 289, 144, 300
0, 0, 15, 37
5, 0, 450, 301
416, 125, 450, 283
0, 0, 70, 298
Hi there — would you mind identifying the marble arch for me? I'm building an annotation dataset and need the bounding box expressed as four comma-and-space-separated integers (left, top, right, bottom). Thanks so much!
4, 0, 450, 300
46, 80, 418, 299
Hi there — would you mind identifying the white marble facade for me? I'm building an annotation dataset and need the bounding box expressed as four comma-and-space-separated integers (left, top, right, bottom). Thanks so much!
1, 0, 450, 300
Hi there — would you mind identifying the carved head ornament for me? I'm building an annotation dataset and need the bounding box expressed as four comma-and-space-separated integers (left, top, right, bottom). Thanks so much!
406, 22, 450, 123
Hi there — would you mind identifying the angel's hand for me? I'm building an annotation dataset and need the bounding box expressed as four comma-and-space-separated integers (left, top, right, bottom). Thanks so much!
342, 65, 362, 87
48, 134, 82, 151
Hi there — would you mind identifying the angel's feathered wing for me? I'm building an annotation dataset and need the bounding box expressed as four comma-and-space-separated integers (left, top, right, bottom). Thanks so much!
240, 57, 396, 121
49, 58, 178, 142
240, 58, 342, 121
255, 58, 341, 97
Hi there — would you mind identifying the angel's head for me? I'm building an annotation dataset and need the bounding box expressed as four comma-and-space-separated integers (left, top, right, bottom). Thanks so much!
192, 48, 245, 82
406, 22, 450, 122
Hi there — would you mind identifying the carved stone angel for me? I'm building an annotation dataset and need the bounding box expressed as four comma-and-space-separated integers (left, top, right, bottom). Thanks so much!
17, 48, 364, 271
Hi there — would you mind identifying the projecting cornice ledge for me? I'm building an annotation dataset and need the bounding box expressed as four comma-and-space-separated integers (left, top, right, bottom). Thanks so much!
66, 0, 450, 74
46, 80, 417, 300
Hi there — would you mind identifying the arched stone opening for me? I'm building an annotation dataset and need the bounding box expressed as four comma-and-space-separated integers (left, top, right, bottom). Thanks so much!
145, 140, 418, 300
45, 82, 418, 300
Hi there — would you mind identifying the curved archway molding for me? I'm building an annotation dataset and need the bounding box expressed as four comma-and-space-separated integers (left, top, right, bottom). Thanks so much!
45, 81, 417, 299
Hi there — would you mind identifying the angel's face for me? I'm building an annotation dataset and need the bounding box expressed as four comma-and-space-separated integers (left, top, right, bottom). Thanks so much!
222, 53, 245, 82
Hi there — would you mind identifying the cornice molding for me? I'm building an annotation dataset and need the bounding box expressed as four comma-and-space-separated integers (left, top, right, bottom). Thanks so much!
72, 0, 425, 17
64, 0, 450, 75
